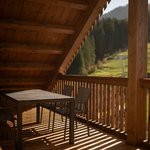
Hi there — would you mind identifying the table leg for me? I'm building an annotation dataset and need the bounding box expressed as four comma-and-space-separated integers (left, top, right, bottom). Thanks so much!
69, 99, 74, 144
36, 104, 40, 123
17, 103, 22, 150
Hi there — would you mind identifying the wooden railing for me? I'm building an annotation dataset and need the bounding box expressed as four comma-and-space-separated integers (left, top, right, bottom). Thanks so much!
141, 78, 150, 145
53, 75, 128, 137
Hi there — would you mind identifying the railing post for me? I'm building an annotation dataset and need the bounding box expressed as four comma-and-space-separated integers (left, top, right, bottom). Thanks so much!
127, 0, 148, 145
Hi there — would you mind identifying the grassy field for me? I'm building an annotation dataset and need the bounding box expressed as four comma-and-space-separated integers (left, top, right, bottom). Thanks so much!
90, 44, 150, 77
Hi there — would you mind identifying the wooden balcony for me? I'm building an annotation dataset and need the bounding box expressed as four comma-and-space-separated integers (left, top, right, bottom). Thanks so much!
52, 75, 150, 149
1, 75, 150, 149
0, 0, 149, 149
0, 108, 146, 150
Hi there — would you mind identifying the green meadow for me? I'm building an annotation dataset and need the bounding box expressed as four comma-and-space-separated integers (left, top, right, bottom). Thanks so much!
90, 44, 150, 77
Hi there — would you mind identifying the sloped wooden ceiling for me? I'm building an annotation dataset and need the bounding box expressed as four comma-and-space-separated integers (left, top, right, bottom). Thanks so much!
0, 0, 110, 92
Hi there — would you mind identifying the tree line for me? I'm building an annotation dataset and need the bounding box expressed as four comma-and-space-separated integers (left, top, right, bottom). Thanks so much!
67, 12, 150, 75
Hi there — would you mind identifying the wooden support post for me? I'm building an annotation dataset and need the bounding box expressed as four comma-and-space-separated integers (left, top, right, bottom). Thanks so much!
127, 0, 148, 145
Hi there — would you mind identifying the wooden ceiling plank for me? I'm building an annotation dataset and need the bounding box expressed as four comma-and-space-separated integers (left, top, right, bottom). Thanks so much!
28, 0, 88, 10
0, 43, 63, 55
52, 0, 88, 10
0, 63, 55, 71
0, 78, 49, 82
0, 81, 47, 86
0, 86, 47, 92
0, 20, 75, 34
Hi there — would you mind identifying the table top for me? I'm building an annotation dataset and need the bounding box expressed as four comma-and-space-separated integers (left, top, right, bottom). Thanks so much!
6, 89, 73, 102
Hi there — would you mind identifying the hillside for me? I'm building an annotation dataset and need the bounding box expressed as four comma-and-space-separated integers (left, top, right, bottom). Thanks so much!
102, 4, 150, 20
102, 5, 128, 20
89, 44, 150, 77
68, 5, 150, 75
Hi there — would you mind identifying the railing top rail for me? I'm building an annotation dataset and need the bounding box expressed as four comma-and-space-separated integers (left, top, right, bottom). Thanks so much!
57, 74, 128, 86
141, 78, 150, 88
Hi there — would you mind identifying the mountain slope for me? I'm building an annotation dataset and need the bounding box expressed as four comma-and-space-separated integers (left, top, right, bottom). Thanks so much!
102, 4, 150, 20
103, 5, 128, 20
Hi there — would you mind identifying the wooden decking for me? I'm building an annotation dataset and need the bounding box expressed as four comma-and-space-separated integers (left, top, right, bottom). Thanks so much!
0, 108, 147, 150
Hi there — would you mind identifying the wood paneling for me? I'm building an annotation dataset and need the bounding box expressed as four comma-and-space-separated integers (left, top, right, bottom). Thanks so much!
0, 20, 75, 34
0, 43, 63, 55
0, 63, 55, 71
0, 0, 109, 92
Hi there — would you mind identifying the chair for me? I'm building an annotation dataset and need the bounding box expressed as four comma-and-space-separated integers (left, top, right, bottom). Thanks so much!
0, 107, 16, 146
54, 87, 90, 140
40, 85, 73, 130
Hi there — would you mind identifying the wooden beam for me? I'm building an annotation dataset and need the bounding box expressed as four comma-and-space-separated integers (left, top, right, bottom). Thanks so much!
30, 0, 88, 10
0, 81, 46, 86
0, 78, 49, 86
0, 43, 63, 55
127, 0, 148, 145
0, 20, 75, 34
0, 63, 55, 71
51, 0, 88, 10
0, 86, 47, 92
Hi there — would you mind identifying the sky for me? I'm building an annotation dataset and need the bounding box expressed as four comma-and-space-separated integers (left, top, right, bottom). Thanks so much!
103, 0, 150, 14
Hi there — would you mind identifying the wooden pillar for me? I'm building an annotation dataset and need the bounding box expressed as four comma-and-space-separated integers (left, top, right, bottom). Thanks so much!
127, 0, 148, 145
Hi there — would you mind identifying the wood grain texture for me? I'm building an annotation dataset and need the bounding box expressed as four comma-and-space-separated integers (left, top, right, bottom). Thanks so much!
127, 0, 148, 145
0, 0, 109, 94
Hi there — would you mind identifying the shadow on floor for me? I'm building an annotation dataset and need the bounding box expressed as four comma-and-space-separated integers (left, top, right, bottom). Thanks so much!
0, 113, 148, 150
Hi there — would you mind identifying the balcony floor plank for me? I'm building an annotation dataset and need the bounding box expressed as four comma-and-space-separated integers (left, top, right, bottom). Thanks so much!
0, 108, 147, 150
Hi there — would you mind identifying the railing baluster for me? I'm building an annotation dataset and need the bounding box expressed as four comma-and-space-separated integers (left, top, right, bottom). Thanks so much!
148, 89, 150, 141
111, 85, 115, 129
103, 84, 106, 125
90, 83, 94, 120
115, 86, 120, 130
124, 87, 127, 133
120, 86, 124, 131
96, 83, 99, 122
106, 85, 110, 126
93, 83, 95, 120
99, 83, 102, 124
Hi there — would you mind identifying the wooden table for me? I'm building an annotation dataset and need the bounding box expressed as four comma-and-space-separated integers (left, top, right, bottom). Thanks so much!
4, 89, 74, 150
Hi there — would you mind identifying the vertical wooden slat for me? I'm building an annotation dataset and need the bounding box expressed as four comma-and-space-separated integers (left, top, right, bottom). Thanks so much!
93, 83, 96, 120
115, 86, 120, 130
59, 80, 61, 93
103, 84, 106, 125
56, 80, 58, 93
120, 86, 124, 131
72, 81, 75, 97
107, 84, 110, 126
95, 83, 99, 122
87, 82, 91, 120
74, 81, 76, 97
148, 89, 150, 141
99, 83, 102, 124
90, 83, 94, 120
61, 80, 63, 93
79, 81, 81, 88
66, 80, 68, 86
58, 80, 60, 93
84, 82, 87, 118
124, 87, 127, 133
111, 85, 115, 129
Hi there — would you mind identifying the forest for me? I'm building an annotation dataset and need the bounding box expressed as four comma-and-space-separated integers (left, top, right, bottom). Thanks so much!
67, 11, 150, 75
